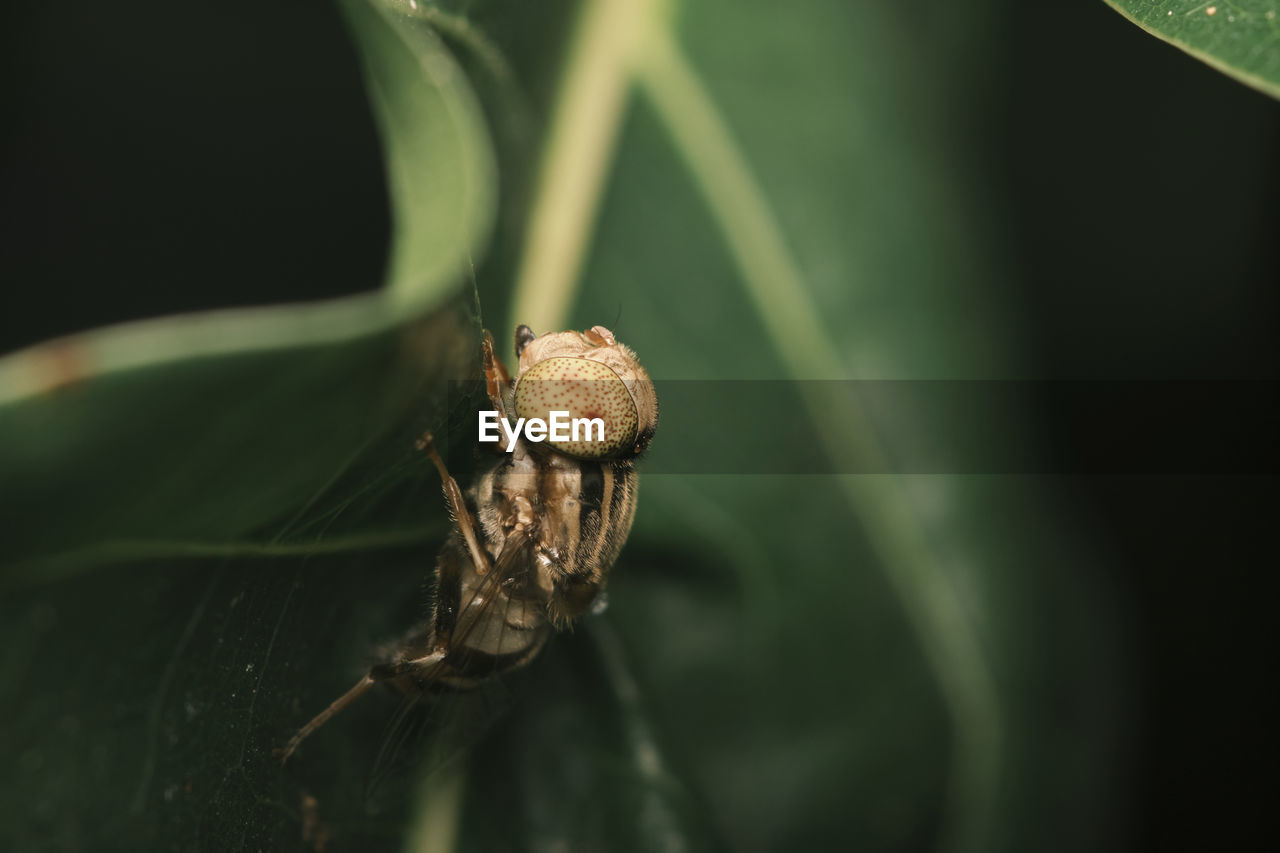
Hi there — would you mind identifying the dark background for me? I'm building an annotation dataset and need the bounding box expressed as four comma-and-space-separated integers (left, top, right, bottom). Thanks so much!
3, 1, 1276, 849
1003, 6, 1277, 850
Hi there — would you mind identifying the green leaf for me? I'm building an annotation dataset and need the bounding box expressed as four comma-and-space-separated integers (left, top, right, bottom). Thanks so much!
3, 1, 1131, 851
1103, 0, 1280, 99
464, 0, 1120, 851
1, 0, 496, 848
0, 0, 494, 571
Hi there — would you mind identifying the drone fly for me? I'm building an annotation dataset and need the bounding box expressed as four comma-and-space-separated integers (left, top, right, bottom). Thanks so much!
279, 324, 658, 761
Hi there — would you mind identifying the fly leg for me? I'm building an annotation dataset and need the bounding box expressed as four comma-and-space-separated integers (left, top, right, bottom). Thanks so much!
483, 330, 513, 416
546, 574, 603, 626
278, 436, 488, 763
275, 644, 448, 764
480, 329, 519, 454
276, 675, 376, 763
414, 431, 491, 575
365, 648, 450, 697
276, 612, 449, 763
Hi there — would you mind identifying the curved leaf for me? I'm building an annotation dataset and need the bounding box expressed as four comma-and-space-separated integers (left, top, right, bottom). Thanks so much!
2, 1, 1142, 852
0, 0, 494, 575
1104, 0, 1280, 99
1, 0, 495, 849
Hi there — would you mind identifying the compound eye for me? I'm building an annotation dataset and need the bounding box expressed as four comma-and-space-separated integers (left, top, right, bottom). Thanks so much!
514, 357, 638, 459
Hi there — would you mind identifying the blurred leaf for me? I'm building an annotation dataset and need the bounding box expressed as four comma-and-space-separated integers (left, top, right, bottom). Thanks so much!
1103, 0, 1280, 99
1, 0, 495, 848
2, 1, 1126, 852
465, 1, 1121, 852
0, 0, 496, 568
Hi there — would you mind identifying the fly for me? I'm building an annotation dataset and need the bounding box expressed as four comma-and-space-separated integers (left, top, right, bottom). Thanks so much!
279, 324, 658, 761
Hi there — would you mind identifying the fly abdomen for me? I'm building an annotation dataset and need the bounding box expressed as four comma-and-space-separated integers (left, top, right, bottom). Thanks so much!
439, 627, 550, 689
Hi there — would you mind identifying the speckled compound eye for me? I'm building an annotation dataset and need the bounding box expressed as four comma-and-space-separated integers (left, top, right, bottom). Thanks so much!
515, 357, 638, 459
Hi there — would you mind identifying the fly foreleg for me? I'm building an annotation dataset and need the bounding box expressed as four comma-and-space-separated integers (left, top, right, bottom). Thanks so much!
415, 431, 491, 575
483, 328, 514, 414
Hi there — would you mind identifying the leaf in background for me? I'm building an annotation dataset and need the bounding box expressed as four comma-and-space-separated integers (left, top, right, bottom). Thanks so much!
1103, 0, 1280, 99
0, 0, 496, 568
455, 1, 1124, 852
3, 1, 1133, 852
1, 0, 496, 848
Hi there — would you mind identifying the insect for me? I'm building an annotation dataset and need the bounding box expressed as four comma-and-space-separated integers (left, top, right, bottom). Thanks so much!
279, 324, 658, 761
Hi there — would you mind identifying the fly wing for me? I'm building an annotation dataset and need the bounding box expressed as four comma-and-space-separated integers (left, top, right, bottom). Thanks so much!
362, 527, 550, 807
425, 525, 545, 682
362, 672, 519, 812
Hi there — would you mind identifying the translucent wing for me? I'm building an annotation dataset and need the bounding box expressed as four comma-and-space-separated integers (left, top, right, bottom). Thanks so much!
361, 526, 550, 806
